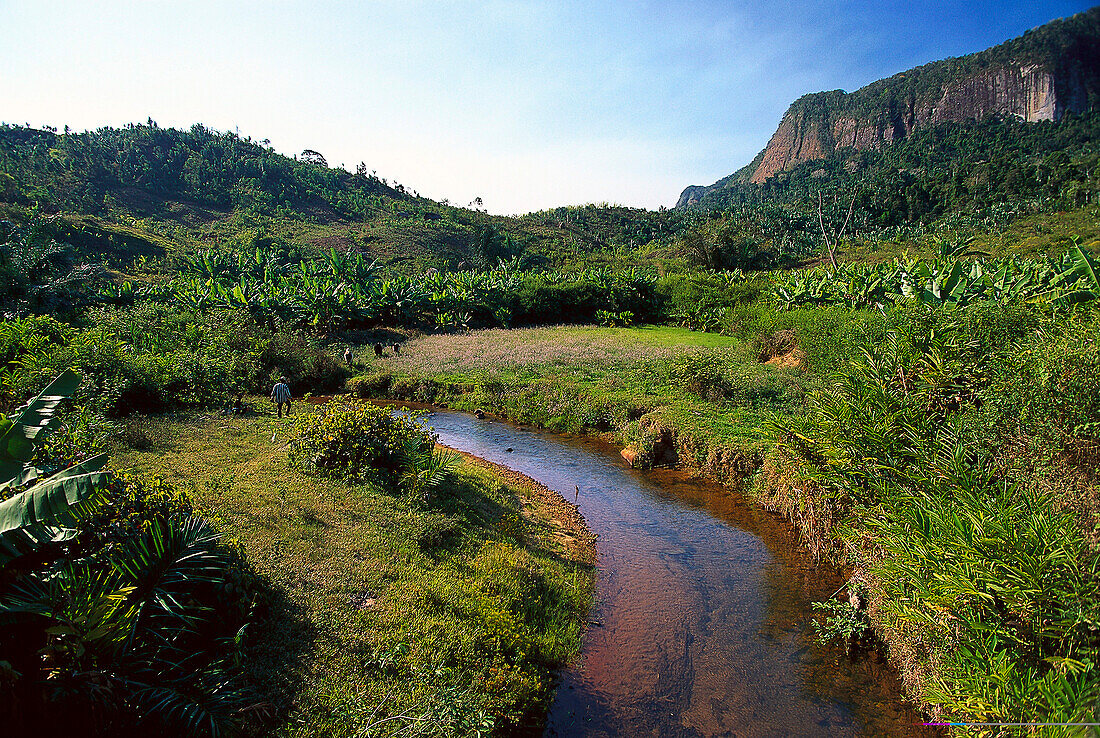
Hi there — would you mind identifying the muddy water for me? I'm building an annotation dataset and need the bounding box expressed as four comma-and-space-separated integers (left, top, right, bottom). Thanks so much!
420, 409, 934, 738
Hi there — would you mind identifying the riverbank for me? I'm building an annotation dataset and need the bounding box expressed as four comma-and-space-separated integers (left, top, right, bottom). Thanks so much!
350, 319, 1100, 730
421, 407, 937, 736
448, 447, 597, 569
112, 409, 596, 736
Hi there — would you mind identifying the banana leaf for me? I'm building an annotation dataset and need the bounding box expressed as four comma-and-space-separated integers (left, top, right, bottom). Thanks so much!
0, 369, 82, 489
0, 452, 109, 565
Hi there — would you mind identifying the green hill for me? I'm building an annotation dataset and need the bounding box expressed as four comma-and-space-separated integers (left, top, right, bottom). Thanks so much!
0, 121, 684, 274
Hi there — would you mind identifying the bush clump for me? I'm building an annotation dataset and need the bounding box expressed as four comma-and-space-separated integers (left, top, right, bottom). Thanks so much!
1, 470, 261, 738
346, 371, 393, 398
256, 332, 349, 391
287, 399, 430, 484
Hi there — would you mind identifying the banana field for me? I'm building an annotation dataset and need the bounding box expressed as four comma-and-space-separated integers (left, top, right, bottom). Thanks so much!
94, 239, 1100, 335
97, 247, 659, 332
772, 242, 1100, 309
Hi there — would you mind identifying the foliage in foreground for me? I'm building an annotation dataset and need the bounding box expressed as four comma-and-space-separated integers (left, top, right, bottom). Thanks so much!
114, 409, 595, 737
0, 373, 260, 737
772, 304, 1100, 726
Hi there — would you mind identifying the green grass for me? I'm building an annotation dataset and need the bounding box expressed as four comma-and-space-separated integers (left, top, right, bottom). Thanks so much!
840, 203, 1100, 265
112, 409, 595, 737
358, 324, 807, 484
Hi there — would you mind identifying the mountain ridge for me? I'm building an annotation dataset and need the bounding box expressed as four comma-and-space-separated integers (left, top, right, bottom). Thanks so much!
678, 6, 1100, 207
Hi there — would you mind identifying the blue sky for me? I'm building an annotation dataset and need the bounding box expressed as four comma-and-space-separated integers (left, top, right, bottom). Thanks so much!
1, 1, 1094, 213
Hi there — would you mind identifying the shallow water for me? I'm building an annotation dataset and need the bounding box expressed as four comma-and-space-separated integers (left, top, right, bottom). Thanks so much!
418, 409, 935, 737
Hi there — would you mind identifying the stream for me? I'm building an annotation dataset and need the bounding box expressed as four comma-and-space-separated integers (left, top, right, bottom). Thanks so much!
418, 408, 935, 737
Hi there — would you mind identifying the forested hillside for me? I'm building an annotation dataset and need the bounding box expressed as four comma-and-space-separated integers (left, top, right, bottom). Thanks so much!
0, 122, 687, 274
680, 110, 1100, 223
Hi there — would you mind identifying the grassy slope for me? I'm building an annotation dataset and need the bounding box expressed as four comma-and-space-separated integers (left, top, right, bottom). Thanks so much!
112, 408, 595, 736
2, 183, 670, 277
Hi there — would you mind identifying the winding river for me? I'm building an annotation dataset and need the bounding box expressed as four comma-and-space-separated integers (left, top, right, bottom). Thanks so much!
419, 408, 935, 737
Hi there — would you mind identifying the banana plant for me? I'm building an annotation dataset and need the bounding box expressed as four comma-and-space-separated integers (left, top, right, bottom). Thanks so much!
770, 243, 1100, 309
0, 370, 109, 565
1050, 238, 1100, 306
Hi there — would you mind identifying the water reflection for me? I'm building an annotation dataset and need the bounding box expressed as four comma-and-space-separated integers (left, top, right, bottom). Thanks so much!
408, 408, 934, 737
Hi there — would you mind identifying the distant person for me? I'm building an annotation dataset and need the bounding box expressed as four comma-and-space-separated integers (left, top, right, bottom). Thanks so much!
343, 347, 353, 365
271, 377, 292, 418
393, 343, 401, 356
374, 343, 384, 357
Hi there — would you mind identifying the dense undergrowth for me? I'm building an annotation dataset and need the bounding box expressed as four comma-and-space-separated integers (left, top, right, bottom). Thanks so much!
0, 374, 262, 737
769, 305, 1100, 727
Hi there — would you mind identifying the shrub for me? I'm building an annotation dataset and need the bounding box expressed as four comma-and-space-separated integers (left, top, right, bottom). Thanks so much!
257, 332, 348, 392
721, 303, 888, 372
346, 372, 393, 398
812, 587, 870, 654
31, 405, 120, 475
287, 399, 430, 484
3, 309, 253, 415
662, 349, 807, 411
654, 273, 765, 324
0, 314, 71, 372
510, 282, 611, 325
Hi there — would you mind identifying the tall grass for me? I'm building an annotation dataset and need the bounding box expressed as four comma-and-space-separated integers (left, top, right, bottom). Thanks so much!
771, 305, 1100, 726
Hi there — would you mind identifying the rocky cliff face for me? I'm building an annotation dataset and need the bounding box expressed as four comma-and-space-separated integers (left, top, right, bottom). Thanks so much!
747, 64, 1085, 184
678, 7, 1100, 206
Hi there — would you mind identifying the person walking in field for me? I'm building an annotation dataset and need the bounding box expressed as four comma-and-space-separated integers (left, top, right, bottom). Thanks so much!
271, 377, 292, 418
343, 347, 353, 365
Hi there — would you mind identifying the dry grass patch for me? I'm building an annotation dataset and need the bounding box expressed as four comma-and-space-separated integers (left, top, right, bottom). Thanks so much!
370, 324, 739, 378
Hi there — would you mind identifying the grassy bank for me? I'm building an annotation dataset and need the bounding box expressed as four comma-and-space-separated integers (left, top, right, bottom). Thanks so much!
348, 316, 1100, 731
112, 408, 595, 736
351, 324, 796, 471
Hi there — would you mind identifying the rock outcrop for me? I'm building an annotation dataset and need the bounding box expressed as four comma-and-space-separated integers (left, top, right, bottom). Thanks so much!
678, 7, 1100, 204
676, 185, 710, 208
